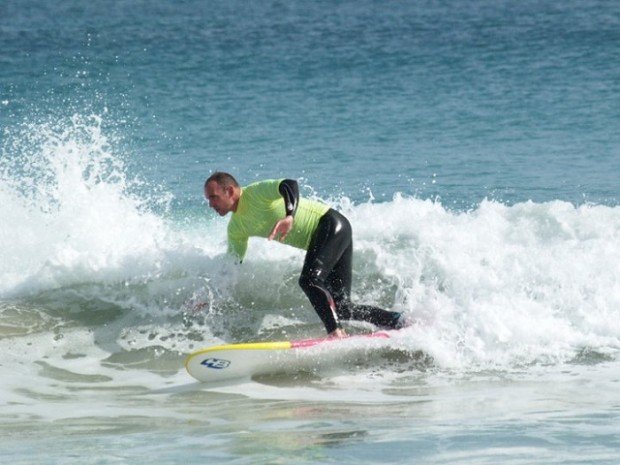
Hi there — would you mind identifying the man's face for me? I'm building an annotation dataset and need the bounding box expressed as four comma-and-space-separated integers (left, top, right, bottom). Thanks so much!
205, 181, 236, 216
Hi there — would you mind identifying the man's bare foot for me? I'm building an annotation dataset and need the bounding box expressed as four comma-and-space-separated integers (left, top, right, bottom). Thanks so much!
328, 328, 347, 338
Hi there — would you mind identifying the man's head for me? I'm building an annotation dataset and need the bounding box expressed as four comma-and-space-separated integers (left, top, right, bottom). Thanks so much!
204, 172, 241, 216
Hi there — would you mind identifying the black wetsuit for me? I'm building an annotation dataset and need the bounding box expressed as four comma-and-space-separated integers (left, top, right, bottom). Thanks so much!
298, 208, 402, 334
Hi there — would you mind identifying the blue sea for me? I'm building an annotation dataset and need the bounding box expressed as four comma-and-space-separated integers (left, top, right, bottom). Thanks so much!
1, 0, 619, 463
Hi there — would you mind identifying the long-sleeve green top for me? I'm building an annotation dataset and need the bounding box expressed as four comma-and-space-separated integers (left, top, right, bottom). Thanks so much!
227, 179, 330, 261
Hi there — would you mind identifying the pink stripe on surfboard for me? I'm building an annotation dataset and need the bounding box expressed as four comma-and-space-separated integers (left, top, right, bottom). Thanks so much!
290, 331, 391, 349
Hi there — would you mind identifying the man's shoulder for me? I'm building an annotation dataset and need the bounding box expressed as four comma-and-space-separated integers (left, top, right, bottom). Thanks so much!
243, 178, 283, 191
241, 179, 284, 202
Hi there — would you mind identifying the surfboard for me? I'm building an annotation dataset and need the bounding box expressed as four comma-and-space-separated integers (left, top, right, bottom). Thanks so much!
185, 331, 392, 384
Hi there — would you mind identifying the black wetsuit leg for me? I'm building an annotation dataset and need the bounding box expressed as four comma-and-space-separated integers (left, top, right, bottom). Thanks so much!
298, 209, 401, 334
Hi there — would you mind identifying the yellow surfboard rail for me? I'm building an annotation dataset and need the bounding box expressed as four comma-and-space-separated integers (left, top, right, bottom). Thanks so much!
184, 332, 393, 382
184, 341, 292, 371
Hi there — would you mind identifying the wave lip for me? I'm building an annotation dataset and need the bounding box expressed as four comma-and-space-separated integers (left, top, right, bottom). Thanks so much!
0, 114, 180, 297
345, 196, 620, 368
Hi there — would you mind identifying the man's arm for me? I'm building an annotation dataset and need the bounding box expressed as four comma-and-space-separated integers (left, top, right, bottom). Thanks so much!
278, 179, 299, 217
268, 179, 299, 242
227, 220, 248, 263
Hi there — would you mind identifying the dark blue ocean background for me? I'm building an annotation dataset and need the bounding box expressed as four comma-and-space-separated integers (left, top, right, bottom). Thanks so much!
2, 0, 618, 211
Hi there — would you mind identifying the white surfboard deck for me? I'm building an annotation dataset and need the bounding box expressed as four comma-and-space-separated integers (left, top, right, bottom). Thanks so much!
185, 331, 393, 384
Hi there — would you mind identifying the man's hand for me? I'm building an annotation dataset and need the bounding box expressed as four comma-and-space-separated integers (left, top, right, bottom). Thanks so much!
268, 215, 294, 242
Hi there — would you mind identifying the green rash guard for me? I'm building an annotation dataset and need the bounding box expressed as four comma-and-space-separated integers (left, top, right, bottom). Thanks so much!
227, 179, 330, 261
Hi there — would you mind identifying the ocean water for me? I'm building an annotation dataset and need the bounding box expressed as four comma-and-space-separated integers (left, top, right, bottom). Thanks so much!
1, 0, 619, 463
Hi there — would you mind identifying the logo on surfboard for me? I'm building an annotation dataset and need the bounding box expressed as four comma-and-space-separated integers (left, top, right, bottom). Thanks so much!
201, 358, 231, 369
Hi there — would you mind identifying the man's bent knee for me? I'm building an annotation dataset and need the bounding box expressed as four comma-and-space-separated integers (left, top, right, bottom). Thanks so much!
298, 267, 326, 294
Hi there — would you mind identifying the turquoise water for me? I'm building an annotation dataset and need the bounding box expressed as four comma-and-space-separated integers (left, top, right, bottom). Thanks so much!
1, 1, 619, 463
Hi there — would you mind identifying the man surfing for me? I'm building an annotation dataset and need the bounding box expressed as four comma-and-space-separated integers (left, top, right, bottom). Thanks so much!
204, 172, 407, 338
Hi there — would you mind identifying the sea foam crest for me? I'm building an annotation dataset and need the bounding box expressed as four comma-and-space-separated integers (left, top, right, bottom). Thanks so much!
0, 115, 177, 296
343, 196, 620, 366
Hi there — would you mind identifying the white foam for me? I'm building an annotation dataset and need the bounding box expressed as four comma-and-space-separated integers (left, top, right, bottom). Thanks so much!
345, 196, 620, 367
0, 115, 223, 299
